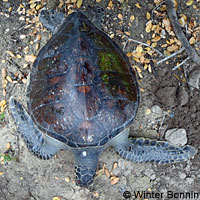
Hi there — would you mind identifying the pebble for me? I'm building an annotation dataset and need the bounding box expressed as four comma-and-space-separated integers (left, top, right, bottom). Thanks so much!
178, 87, 189, 106
188, 69, 200, 89
151, 105, 163, 115
145, 108, 151, 115
165, 128, 187, 146
186, 177, 194, 184
178, 172, 186, 179
144, 168, 156, 180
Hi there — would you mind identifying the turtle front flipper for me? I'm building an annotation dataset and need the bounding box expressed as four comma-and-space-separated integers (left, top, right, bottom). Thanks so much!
9, 97, 66, 160
39, 9, 65, 34
112, 128, 197, 164
73, 149, 102, 187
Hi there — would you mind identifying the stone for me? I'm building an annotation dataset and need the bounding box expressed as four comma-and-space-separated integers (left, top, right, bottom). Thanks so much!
188, 68, 200, 89
177, 87, 189, 106
151, 105, 163, 115
165, 128, 187, 146
155, 86, 177, 107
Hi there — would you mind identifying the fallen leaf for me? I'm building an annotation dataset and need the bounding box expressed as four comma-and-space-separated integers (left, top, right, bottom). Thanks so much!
6, 50, 16, 58
151, 36, 161, 42
186, 0, 194, 6
167, 45, 179, 52
135, 3, 141, 8
145, 20, 152, 33
118, 13, 123, 20
25, 55, 36, 63
146, 12, 151, 20
130, 15, 135, 22
1, 68, 6, 79
110, 176, 119, 185
77, 0, 82, 8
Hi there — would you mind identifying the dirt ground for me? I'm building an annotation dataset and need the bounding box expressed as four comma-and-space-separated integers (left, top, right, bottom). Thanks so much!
0, 0, 200, 200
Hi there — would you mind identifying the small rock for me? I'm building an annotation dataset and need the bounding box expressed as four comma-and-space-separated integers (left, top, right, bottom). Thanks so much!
188, 68, 200, 89
177, 87, 189, 106
155, 86, 177, 107
144, 168, 156, 180
145, 108, 151, 115
186, 177, 194, 184
165, 128, 187, 146
151, 105, 163, 115
178, 172, 186, 179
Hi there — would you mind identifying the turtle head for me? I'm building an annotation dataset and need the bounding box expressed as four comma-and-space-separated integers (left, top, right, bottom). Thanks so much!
73, 148, 102, 187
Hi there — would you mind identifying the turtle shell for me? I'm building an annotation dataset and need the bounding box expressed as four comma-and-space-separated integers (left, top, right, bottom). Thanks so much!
27, 11, 140, 148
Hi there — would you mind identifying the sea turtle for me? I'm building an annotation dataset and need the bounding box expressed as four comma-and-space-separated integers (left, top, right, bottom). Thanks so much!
9, 7, 197, 187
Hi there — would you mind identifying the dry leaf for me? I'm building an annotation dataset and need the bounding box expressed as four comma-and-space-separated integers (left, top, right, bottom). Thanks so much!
110, 176, 119, 185
22, 78, 27, 84
35, 43, 40, 50
105, 168, 111, 178
151, 36, 161, 42
25, 55, 36, 63
112, 162, 118, 170
136, 45, 143, 53
0, 100, 6, 107
108, 1, 113, 9
151, 42, 157, 48
1, 68, 6, 79
130, 15, 135, 22
134, 66, 142, 73
126, 52, 132, 57
135, 3, 141, 8
125, 31, 131, 36
92, 191, 99, 198
167, 45, 179, 52
65, 176, 70, 183
52, 197, 61, 200
179, 14, 187, 27
77, 0, 83, 8
145, 20, 152, 33
6, 50, 16, 58
146, 12, 151, 20
3, 89, 6, 96
6, 142, 11, 150
118, 13, 123, 20
186, 0, 194, 6
189, 37, 196, 45
6, 76, 13, 83
36, 4, 41, 10
2, 79, 8, 88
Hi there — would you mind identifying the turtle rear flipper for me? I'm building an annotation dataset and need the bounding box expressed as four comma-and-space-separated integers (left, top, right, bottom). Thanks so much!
9, 97, 66, 160
112, 128, 197, 164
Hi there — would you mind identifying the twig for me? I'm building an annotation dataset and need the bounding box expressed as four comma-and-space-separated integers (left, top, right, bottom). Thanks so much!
123, 36, 164, 57
158, 113, 166, 133
172, 57, 190, 71
157, 47, 185, 65
165, 0, 200, 64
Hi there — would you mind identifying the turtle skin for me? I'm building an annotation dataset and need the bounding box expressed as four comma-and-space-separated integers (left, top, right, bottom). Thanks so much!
27, 11, 139, 148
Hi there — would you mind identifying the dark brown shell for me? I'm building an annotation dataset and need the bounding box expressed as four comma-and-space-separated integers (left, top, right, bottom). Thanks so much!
27, 11, 140, 148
